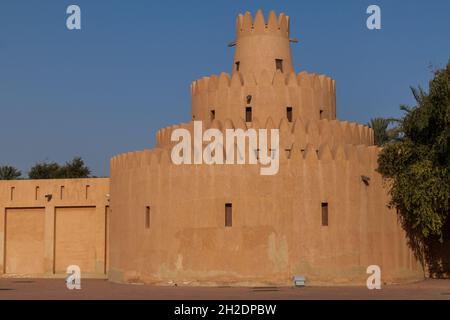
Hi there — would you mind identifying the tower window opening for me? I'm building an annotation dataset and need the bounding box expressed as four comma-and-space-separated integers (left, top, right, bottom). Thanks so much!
254, 149, 260, 160
245, 107, 252, 122
210, 109, 215, 121
225, 203, 233, 227
286, 107, 293, 122
276, 59, 284, 72
320, 109, 324, 120
235, 61, 240, 72
285, 148, 292, 158
145, 206, 151, 229
321, 202, 329, 226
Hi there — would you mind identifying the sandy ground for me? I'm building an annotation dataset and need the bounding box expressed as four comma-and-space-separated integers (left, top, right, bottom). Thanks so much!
0, 278, 449, 300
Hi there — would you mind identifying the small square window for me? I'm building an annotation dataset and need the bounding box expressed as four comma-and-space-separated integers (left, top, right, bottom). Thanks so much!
276, 59, 283, 72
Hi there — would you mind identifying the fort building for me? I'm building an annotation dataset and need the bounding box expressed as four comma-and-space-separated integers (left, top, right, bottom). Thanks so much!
0, 10, 424, 285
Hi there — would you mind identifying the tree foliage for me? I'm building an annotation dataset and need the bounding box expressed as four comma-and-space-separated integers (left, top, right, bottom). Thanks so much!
0, 166, 22, 180
368, 117, 400, 146
377, 61, 450, 239
28, 157, 91, 179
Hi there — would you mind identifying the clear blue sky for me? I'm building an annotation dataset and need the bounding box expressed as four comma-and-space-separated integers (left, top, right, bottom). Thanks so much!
0, 0, 449, 177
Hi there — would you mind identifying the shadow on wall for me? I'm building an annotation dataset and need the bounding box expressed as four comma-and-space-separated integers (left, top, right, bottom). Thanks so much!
426, 220, 450, 279
400, 212, 450, 279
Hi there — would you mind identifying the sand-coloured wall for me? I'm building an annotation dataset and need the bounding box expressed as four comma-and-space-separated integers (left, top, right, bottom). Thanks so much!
109, 143, 423, 285
191, 71, 336, 125
0, 178, 109, 278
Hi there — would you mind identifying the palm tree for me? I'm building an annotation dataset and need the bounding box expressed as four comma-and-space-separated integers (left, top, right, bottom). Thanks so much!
368, 118, 399, 146
0, 166, 22, 180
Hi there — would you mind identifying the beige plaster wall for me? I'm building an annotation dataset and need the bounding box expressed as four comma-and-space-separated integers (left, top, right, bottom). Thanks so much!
0, 178, 109, 278
109, 144, 424, 286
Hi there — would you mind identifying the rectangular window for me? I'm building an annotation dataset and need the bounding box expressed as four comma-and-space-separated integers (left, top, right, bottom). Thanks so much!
210, 109, 215, 121
10, 187, 15, 201
321, 203, 329, 226
60, 186, 64, 200
245, 107, 252, 122
235, 61, 240, 71
145, 206, 151, 229
286, 107, 293, 122
225, 203, 232, 227
35, 186, 39, 200
276, 59, 283, 72
85, 185, 90, 200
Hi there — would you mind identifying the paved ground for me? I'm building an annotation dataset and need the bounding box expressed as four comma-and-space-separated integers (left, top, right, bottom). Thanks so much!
0, 278, 449, 300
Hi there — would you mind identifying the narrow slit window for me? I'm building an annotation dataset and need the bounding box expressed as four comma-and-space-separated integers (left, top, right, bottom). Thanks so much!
276, 59, 283, 72
35, 186, 40, 200
321, 202, 329, 226
210, 109, 215, 121
145, 206, 151, 229
286, 107, 293, 122
225, 203, 232, 227
245, 107, 252, 122
320, 109, 324, 120
285, 148, 292, 158
235, 61, 240, 72
60, 186, 64, 200
85, 185, 90, 200
254, 149, 260, 160
10, 187, 15, 201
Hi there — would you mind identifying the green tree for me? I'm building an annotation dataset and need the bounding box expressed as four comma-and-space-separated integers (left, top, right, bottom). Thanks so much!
28, 157, 91, 179
0, 166, 22, 180
28, 162, 61, 179
368, 117, 399, 146
377, 60, 450, 239
59, 157, 91, 178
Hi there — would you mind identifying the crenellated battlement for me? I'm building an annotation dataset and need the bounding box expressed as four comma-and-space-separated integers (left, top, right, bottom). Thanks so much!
110, 142, 380, 171
236, 10, 290, 38
154, 117, 373, 151
191, 71, 335, 96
